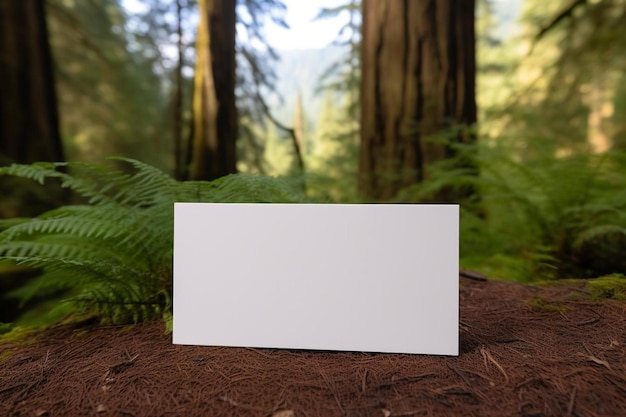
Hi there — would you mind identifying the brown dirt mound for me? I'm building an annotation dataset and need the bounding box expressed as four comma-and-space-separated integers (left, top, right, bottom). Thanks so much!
1, 277, 625, 417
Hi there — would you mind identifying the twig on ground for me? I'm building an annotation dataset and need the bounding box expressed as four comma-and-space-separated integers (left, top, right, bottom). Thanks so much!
480, 348, 509, 384
575, 318, 599, 326
40, 350, 50, 379
447, 364, 472, 386
567, 386, 577, 416
109, 351, 139, 373
319, 369, 345, 415
218, 395, 266, 412
391, 409, 426, 417
376, 373, 436, 389
361, 369, 368, 393
582, 343, 611, 370
0, 383, 28, 395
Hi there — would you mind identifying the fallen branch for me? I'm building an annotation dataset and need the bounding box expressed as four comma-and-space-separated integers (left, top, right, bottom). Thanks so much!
109, 351, 139, 374
459, 269, 487, 281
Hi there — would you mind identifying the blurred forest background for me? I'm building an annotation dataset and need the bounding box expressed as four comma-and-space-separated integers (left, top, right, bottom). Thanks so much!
1, 0, 626, 325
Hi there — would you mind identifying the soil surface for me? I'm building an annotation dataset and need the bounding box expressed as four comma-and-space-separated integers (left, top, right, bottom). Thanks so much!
1, 276, 625, 417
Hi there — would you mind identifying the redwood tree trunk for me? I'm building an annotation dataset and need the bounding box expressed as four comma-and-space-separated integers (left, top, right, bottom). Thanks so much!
0, 0, 64, 164
359, 0, 476, 201
189, 0, 237, 181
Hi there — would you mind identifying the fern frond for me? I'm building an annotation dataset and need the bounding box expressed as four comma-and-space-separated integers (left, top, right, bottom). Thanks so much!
109, 157, 179, 202
207, 174, 305, 203
0, 217, 32, 231
0, 161, 126, 206
573, 225, 626, 249
0, 235, 150, 269
174, 181, 219, 201
0, 215, 129, 242
1, 159, 308, 326
6, 256, 160, 305
0, 162, 62, 184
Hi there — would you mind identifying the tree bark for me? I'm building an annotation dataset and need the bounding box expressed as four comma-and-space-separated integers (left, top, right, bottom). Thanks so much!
189, 0, 237, 181
292, 89, 307, 174
173, 0, 185, 180
359, 0, 476, 201
0, 0, 64, 164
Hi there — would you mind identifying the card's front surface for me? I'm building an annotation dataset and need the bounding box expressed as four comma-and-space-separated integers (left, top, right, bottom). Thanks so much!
173, 203, 459, 356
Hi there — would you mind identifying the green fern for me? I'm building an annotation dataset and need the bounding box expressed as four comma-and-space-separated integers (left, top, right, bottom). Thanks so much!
394, 139, 626, 280
0, 158, 305, 326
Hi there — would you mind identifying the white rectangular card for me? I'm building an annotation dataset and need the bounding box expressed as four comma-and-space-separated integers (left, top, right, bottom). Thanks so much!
173, 203, 459, 355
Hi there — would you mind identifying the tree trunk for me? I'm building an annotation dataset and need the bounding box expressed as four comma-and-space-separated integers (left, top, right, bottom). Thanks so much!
359, 0, 476, 201
586, 72, 611, 154
0, 0, 64, 164
292, 89, 307, 177
189, 0, 237, 181
173, 0, 185, 180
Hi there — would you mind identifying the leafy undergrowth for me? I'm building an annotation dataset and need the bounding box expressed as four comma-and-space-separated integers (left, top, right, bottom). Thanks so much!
524, 274, 626, 318
0, 158, 305, 330
536, 274, 626, 301
2, 154, 625, 339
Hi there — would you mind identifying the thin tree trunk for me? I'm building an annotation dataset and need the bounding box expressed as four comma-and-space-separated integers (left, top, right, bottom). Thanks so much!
359, 0, 476, 201
0, 0, 64, 164
293, 89, 308, 176
173, 0, 185, 179
255, 90, 305, 178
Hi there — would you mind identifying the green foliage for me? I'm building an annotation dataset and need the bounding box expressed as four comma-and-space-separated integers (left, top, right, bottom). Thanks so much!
315, 0, 361, 106
0, 324, 39, 349
0, 158, 304, 327
305, 92, 360, 202
535, 274, 626, 303
527, 296, 569, 313
462, 0, 626, 281
587, 274, 626, 301
395, 137, 626, 281
47, 0, 169, 169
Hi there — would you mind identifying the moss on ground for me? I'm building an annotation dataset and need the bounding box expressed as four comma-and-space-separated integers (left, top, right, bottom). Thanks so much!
527, 296, 569, 313
534, 274, 626, 302
586, 275, 626, 301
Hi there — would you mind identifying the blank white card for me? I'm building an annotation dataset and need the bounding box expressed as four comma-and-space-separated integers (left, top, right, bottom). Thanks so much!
173, 203, 459, 356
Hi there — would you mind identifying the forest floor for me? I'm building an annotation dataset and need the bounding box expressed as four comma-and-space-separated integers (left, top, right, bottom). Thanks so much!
1, 276, 625, 417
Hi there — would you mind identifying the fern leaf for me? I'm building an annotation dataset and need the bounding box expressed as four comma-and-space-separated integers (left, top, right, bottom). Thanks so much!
574, 225, 626, 249
1, 158, 309, 326
0, 162, 62, 184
